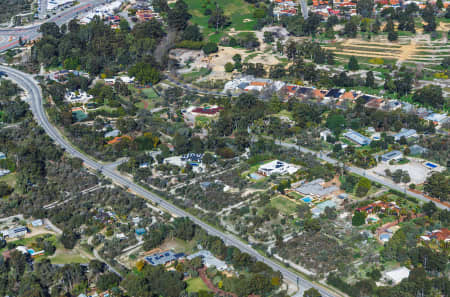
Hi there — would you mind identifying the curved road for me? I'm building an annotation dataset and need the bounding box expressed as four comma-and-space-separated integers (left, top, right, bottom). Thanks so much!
0, 0, 106, 52
0, 65, 342, 297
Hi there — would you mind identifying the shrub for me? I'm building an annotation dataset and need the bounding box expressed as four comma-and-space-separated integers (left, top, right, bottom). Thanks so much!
368, 58, 384, 64
224, 62, 234, 72
203, 42, 219, 55
175, 40, 204, 50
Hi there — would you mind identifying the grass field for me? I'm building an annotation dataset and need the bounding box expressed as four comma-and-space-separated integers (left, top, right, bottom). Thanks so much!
141, 88, 159, 98
0, 172, 16, 187
195, 116, 211, 127
271, 196, 298, 215
182, 67, 212, 82
186, 277, 211, 293
49, 253, 90, 264
187, 0, 256, 40
287, 191, 303, 200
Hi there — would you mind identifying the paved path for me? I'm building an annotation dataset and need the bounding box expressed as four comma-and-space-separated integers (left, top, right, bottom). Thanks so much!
0, 65, 342, 297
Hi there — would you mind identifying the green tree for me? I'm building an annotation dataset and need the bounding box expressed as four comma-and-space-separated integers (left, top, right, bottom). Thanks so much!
304, 287, 321, 297
355, 177, 371, 197
388, 29, 398, 41
348, 56, 359, 70
365, 70, 375, 87
356, 0, 374, 17
424, 172, 449, 201
119, 19, 130, 32
208, 3, 230, 31
352, 211, 367, 226
128, 63, 161, 85
412, 85, 444, 109
225, 62, 234, 73
182, 24, 203, 41
203, 42, 218, 54
326, 113, 346, 136
168, 0, 191, 30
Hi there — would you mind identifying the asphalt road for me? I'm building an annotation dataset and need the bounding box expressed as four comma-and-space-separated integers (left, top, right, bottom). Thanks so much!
0, 65, 342, 297
166, 73, 448, 210
277, 141, 448, 210
0, 0, 106, 52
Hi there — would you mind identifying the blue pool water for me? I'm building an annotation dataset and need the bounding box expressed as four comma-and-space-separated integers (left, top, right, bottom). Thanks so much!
380, 233, 392, 242
301, 197, 312, 203
250, 173, 264, 180
425, 162, 437, 168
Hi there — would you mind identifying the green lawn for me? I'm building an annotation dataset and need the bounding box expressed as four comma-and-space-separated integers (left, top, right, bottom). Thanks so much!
182, 67, 211, 82
287, 191, 303, 200
195, 116, 211, 128
271, 196, 298, 215
49, 253, 89, 264
272, 110, 293, 120
141, 88, 159, 99
186, 277, 211, 293
187, 0, 256, 40
0, 172, 16, 187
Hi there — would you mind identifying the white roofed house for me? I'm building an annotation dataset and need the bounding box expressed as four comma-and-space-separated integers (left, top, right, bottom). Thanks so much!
343, 129, 372, 146
1, 226, 27, 239
187, 250, 228, 271
393, 128, 416, 142
424, 113, 448, 128
257, 160, 300, 177
65, 90, 93, 103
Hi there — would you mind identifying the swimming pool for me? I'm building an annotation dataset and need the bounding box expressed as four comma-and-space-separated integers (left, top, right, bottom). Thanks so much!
249, 173, 264, 180
379, 233, 392, 242
301, 197, 313, 203
425, 162, 437, 169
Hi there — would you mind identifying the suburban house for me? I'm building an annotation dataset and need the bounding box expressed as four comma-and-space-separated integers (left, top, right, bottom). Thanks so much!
224, 76, 285, 94
136, 9, 158, 22
190, 106, 224, 116
104, 129, 120, 138
424, 113, 448, 127
104, 76, 135, 85
320, 129, 332, 141
356, 201, 400, 215
164, 153, 205, 173
385, 267, 410, 285
365, 98, 385, 109
1, 226, 28, 239
145, 250, 185, 266
420, 228, 450, 247
393, 128, 417, 141
325, 88, 344, 99
294, 179, 339, 198
311, 200, 337, 217
380, 150, 403, 162
409, 144, 428, 155
257, 160, 300, 176
343, 129, 372, 146
187, 250, 228, 271
65, 90, 93, 103
31, 219, 43, 227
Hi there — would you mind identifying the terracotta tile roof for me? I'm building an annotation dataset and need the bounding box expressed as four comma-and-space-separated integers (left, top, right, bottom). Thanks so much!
107, 135, 132, 145
250, 81, 267, 86
312, 89, 325, 98
341, 91, 355, 100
